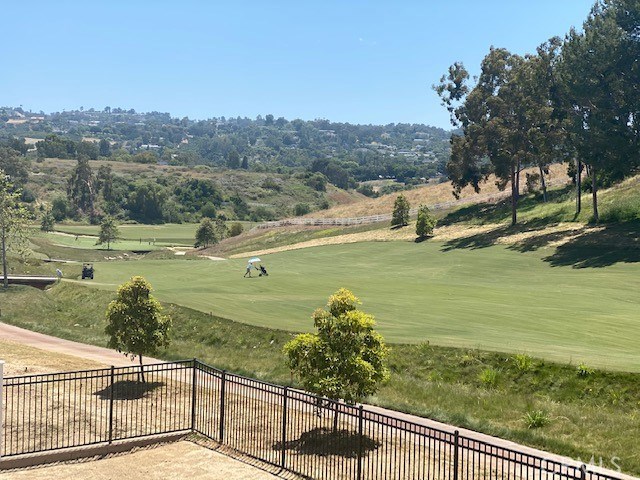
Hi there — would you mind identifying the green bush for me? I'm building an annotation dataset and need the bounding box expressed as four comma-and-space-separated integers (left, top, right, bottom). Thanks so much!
479, 367, 499, 388
523, 410, 550, 429
228, 222, 244, 237
294, 203, 311, 216
577, 362, 595, 377
513, 353, 533, 372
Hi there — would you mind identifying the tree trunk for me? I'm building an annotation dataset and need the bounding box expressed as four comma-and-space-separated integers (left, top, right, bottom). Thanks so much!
332, 403, 340, 433
591, 165, 599, 223
576, 159, 582, 214
515, 161, 521, 202
138, 354, 146, 383
2, 224, 7, 289
510, 164, 518, 226
538, 165, 548, 203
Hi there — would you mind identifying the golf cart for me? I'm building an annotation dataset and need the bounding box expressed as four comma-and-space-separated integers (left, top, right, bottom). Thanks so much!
81, 263, 94, 280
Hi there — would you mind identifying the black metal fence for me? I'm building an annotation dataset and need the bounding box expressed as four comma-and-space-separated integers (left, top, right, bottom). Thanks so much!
1, 360, 627, 480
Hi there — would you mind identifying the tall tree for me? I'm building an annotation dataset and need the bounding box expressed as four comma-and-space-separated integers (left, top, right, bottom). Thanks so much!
194, 218, 218, 247
283, 288, 389, 431
416, 204, 437, 239
0, 147, 29, 186
96, 216, 119, 250
67, 156, 96, 215
105, 276, 171, 382
391, 194, 410, 227
557, 1, 636, 222
0, 171, 30, 288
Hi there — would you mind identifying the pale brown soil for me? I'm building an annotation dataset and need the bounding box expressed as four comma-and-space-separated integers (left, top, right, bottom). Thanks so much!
0, 441, 280, 480
0, 339, 105, 376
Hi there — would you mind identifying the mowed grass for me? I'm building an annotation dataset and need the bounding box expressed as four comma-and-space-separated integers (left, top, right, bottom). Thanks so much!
87, 241, 640, 371
2, 283, 639, 475
53, 223, 201, 247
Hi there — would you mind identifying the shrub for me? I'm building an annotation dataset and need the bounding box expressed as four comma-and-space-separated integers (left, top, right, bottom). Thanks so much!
523, 410, 550, 429
513, 353, 533, 372
478, 368, 499, 388
577, 362, 595, 377
228, 222, 244, 237
294, 203, 311, 216
416, 204, 436, 239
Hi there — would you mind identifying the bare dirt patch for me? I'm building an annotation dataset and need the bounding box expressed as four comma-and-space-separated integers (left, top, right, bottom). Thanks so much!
0, 339, 105, 376
0, 441, 281, 480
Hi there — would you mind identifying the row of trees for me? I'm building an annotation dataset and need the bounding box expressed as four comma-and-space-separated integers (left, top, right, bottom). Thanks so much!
435, 0, 639, 224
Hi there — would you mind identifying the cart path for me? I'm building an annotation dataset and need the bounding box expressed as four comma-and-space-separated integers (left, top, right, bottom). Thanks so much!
0, 321, 633, 480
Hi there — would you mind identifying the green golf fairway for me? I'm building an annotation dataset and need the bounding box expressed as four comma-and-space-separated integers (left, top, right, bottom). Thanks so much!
87, 241, 640, 371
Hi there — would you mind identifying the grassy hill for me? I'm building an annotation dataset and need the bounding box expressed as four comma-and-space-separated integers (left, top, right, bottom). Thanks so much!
1, 282, 638, 475
27, 157, 359, 219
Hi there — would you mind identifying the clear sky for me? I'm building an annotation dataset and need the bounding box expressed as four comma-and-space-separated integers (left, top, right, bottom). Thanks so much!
1, 1, 594, 129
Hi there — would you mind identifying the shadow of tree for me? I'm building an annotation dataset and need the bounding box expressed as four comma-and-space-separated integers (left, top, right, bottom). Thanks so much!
94, 380, 165, 400
273, 427, 379, 458
542, 221, 640, 268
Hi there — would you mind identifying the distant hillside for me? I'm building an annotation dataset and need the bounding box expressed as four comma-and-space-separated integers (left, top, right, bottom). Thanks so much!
25, 158, 361, 222
0, 106, 452, 189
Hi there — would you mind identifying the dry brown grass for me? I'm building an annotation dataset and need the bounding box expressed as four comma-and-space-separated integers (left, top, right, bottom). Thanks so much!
309, 164, 568, 219
0, 340, 105, 376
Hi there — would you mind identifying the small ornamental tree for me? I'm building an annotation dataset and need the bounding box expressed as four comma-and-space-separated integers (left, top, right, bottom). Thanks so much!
415, 204, 437, 239
284, 288, 389, 431
391, 194, 410, 227
96, 215, 119, 250
195, 217, 218, 247
105, 276, 171, 382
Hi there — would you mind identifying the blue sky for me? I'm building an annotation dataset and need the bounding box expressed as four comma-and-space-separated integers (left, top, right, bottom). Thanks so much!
1, 1, 594, 129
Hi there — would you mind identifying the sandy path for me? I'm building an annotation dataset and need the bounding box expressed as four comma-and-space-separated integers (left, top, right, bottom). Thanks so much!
0, 441, 280, 480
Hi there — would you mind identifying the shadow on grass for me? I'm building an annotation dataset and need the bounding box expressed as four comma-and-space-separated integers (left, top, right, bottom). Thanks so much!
94, 380, 165, 400
438, 186, 575, 227
273, 427, 379, 458
543, 220, 640, 268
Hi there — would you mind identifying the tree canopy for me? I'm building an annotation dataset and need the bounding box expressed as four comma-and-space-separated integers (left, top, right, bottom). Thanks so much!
283, 288, 389, 408
105, 276, 171, 380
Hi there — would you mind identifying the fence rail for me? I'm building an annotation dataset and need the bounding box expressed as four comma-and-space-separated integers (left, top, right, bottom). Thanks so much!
1, 360, 626, 480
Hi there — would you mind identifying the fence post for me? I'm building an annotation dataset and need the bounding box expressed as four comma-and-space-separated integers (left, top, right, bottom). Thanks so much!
281, 387, 288, 469
580, 464, 587, 480
219, 370, 226, 443
108, 366, 115, 444
453, 430, 460, 480
0, 360, 4, 458
357, 405, 364, 480
191, 359, 198, 432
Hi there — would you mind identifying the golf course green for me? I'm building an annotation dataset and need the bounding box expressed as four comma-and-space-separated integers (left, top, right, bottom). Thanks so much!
85, 240, 640, 371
